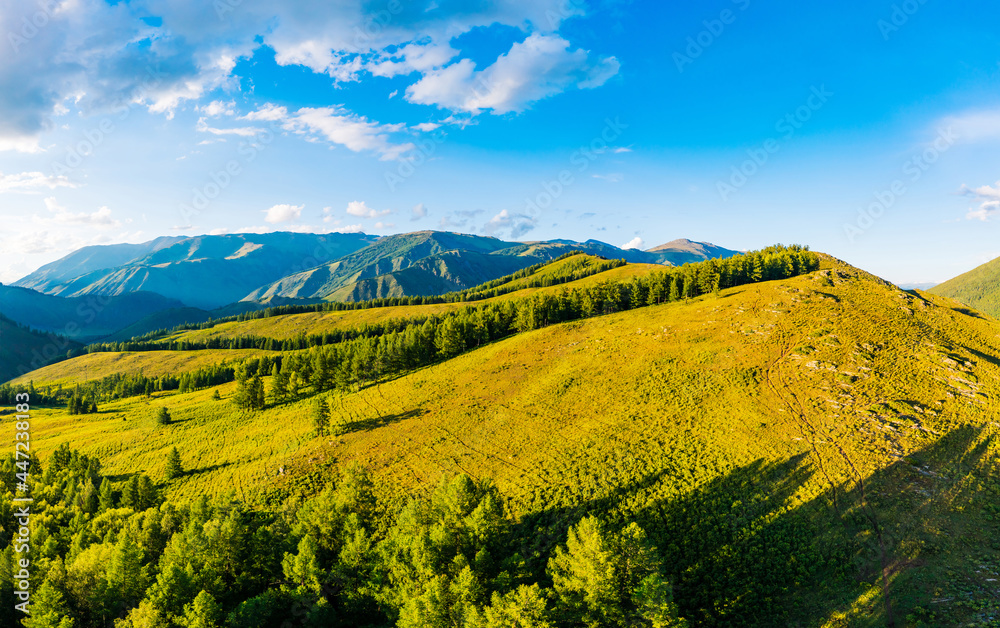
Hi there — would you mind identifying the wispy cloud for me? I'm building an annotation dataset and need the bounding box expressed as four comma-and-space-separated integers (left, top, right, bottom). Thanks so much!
0, 171, 76, 193
961, 180, 1000, 221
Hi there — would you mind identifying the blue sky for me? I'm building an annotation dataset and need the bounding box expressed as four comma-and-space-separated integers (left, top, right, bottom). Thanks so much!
2, 0, 1000, 285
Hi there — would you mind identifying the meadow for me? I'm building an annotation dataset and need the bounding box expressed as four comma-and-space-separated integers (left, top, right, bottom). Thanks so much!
3, 249, 1000, 626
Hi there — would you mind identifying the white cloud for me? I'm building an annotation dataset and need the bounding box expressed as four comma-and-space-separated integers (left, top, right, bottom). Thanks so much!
0, 135, 44, 154
412, 122, 441, 132
241, 104, 289, 122
345, 200, 393, 219
0, 1, 606, 157
370, 42, 458, 78
592, 173, 624, 183
484, 209, 537, 239
374, 221, 395, 229
961, 181, 1000, 221
622, 236, 644, 250
196, 117, 263, 137
613, 147, 633, 154
0, 171, 76, 193
42, 197, 121, 228
285, 107, 415, 160
199, 100, 236, 117
263, 203, 304, 224
941, 110, 1000, 143
406, 34, 619, 115
411, 203, 428, 220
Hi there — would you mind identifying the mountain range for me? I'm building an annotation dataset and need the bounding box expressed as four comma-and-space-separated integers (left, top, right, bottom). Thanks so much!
4, 230, 739, 341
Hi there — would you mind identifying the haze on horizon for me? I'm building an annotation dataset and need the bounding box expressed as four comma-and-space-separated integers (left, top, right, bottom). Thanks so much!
2, 0, 999, 286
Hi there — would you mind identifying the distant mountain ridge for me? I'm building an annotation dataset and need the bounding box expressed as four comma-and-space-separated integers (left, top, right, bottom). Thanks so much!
244, 231, 739, 303
646, 238, 741, 265
5, 230, 739, 347
14, 232, 377, 310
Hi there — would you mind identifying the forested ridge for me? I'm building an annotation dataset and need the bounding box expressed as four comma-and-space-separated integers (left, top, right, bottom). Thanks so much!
1, 246, 818, 410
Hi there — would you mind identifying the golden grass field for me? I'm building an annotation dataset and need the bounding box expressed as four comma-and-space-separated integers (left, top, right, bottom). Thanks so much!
16, 255, 1000, 625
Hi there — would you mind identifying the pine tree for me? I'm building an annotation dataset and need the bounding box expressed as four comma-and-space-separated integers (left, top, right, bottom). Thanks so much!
79, 478, 99, 514
435, 317, 466, 359
98, 478, 115, 511
156, 407, 171, 425
212, 389, 221, 401
23, 564, 75, 628
121, 475, 140, 509
233, 368, 250, 410
252, 373, 265, 410
183, 590, 223, 628
312, 397, 330, 437
165, 447, 184, 480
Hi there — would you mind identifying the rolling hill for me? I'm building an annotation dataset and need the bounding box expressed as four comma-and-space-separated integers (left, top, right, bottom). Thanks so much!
6, 249, 1000, 625
930, 254, 1000, 318
0, 283, 188, 341
0, 313, 83, 382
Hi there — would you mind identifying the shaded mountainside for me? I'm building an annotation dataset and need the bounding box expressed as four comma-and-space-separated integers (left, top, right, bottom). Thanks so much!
8, 251, 1000, 624
13, 232, 376, 309
12, 235, 185, 291
0, 313, 83, 382
246, 231, 740, 302
328, 250, 533, 301
930, 254, 1000, 318
243, 231, 537, 302
0, 284, 187, 341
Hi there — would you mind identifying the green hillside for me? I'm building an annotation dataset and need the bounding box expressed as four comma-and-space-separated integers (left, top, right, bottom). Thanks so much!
0, 284, 188, 341
3, 248, 1000, 626
929, 254, 1000, 318
327, 250, 538, 301
0, 313, 83, 382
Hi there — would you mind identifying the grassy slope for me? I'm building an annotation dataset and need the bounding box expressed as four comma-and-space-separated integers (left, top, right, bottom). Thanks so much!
929, 254, 1000, 318
151, 259, 661, 345
10, 349, 275, 387
18, 255, 1000, 625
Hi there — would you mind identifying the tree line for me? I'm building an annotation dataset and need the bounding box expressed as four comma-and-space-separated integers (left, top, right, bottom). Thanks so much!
3, 246, 819, 411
